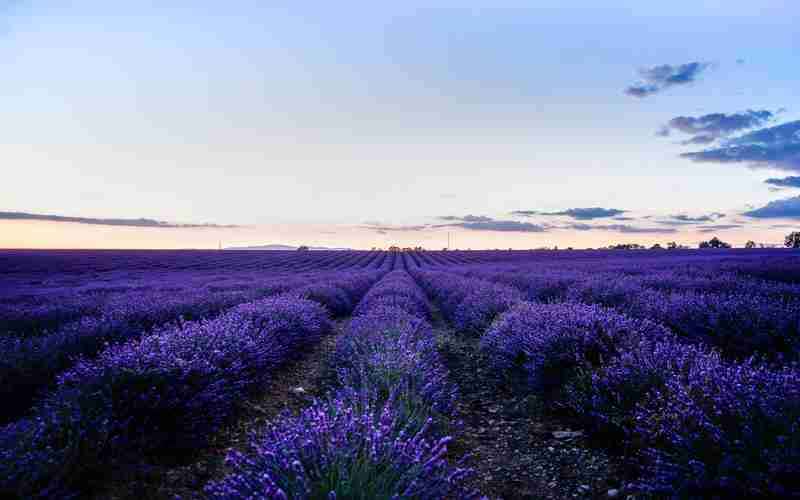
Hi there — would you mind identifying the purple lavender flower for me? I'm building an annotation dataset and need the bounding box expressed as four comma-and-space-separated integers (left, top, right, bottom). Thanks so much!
481, 302, 671, 398
206, 389, 479, 500
632, 357, 800, 497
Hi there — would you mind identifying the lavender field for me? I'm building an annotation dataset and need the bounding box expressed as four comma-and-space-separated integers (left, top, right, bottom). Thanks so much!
1, 248, 799, 499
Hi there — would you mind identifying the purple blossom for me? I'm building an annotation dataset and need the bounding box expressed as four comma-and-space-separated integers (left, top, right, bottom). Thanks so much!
481, 302, 671, 398
206, 389, 479, 500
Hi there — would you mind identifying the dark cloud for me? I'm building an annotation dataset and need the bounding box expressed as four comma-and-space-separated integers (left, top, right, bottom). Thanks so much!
563, 223, 677, 234
436, 215, 548, 232
743, 196, 800, 219
681, 120, 800, 172
659, 110, 775, 145
452, 220, 548, 232
765, 176, 800, 189
538, 207, 626, 220
0, 211, 238, 228
697, 224, 743, 233
625, 62, 711, 98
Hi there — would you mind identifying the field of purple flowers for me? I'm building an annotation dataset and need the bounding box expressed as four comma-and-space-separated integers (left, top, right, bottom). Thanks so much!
1, 248, 799, 499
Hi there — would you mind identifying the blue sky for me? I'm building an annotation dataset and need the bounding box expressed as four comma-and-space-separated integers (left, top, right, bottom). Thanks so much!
2, 1, 799, 249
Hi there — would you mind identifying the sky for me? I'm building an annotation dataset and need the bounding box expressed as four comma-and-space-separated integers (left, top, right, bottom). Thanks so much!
2, 1, 799, 249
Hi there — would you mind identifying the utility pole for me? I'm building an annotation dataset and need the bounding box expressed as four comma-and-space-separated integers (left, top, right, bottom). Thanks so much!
447, 232, 450, 250
218, 240, 222, 251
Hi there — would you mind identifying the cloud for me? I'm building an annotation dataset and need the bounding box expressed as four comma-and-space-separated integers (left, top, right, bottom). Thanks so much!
537, 207, 626, 220
659, 110, 776, 145
697, 224, 743, 233
0, 211, 238, 228
681, 120, 800, 172
563, 223, 678, 234
625, 62, 711, 98
765, 176, 800, 189
437, 215, 548, 232
447, 220, 548, 232
438, 215, 494, 223
742, 196, 800, 219
658, 213, 725, 225
362, 222, 429, 233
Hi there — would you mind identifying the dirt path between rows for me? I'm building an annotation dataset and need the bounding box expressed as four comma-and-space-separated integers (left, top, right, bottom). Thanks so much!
430, 308, 624, 500
94, 320, 346, 500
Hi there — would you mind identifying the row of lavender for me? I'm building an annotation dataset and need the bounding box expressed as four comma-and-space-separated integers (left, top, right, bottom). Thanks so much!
0, 266, 397, 425
457, 262, 800, 362
206, 270, 479, 498
413, 268, 800, 497
0, 268, 384, 498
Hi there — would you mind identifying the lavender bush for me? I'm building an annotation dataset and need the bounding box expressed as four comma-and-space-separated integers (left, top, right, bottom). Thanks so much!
564, 338, 712, 448
206, 389, 478, 500
294, 283, 354, 317
632, 358, 800, 497
481, 302, 671, 398
631, 289, 800, 361
451, 283, 523, 335
337, 307, 457, 426
353, 271, 431, 319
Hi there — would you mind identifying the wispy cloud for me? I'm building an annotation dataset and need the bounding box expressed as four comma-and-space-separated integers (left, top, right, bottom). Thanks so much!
697, 224, 743, 233
743, 196, 800, 219
438, 215, 493, 223
657, 213, 726, 225
362, 222, 430, 234
625, 61, 711, 98
0, 211, 239, 228
681, 120, 800, 172
564, 223, 678, 234
658, 110, 776, 145
513, 208, 626, 220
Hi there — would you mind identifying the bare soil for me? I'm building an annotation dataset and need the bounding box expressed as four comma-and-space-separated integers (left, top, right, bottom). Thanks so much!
432, 310, 626, 500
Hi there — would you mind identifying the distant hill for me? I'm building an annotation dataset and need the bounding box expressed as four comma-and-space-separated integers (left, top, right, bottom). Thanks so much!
224, 244, 351, 251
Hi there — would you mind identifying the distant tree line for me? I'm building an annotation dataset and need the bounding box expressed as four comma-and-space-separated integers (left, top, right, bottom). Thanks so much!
698, 236, 731, 249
